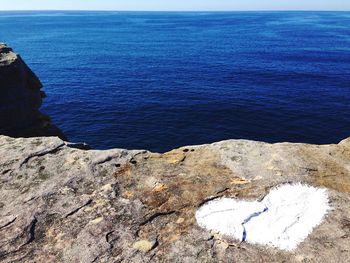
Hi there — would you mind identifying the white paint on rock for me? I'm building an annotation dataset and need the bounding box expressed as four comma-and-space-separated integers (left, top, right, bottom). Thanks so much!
195, 183, 330, 251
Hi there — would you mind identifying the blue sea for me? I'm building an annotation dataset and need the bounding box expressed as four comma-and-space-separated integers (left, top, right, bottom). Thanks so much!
0, 11, 349, 152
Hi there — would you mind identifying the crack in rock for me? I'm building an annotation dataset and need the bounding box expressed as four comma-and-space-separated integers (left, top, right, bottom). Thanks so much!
19, 142, 66, 168
19, 216, 38, 249
136, 211, 176, 237
0, 216, 17, 230
65, 199, 92, 218
139, 211, 176, 226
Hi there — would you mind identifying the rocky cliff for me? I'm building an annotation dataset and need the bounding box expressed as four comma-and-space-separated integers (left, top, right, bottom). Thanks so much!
1, 46, 350, 263
0, 44, 65, 139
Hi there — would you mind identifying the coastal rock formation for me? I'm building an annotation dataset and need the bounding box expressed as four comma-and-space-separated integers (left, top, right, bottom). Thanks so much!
0, 44, 65, 139
0, 135, 350, 262
1, 44, 350, 262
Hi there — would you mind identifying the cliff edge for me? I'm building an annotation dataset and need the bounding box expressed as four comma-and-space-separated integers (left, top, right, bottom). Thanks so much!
0, 44, 65, 139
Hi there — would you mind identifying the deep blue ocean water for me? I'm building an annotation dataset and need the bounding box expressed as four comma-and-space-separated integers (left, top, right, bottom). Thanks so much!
0, 11, 349, 152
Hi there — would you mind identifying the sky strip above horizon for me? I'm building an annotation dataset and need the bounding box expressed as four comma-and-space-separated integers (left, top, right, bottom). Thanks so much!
1, 0, 350, 11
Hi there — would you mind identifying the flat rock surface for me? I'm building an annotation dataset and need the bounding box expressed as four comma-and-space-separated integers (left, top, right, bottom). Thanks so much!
0, 44, 65, 139
0, 135, 350, 262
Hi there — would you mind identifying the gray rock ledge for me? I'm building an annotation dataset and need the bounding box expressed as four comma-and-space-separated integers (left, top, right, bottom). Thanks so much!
0, 135, 349, 262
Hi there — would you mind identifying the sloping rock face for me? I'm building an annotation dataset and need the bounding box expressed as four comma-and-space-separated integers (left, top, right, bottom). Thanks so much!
0, 44, 65, 139
0, 135, 350, 262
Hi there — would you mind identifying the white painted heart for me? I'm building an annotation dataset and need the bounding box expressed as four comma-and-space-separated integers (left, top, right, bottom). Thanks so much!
195, 183, 330, 251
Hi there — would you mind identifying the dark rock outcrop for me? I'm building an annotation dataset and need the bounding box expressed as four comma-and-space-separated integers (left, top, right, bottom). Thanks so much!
0, 43, 65, 139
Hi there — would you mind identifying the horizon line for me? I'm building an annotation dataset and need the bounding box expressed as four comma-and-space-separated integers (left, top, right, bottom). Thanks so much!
0, 9, 350, 12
